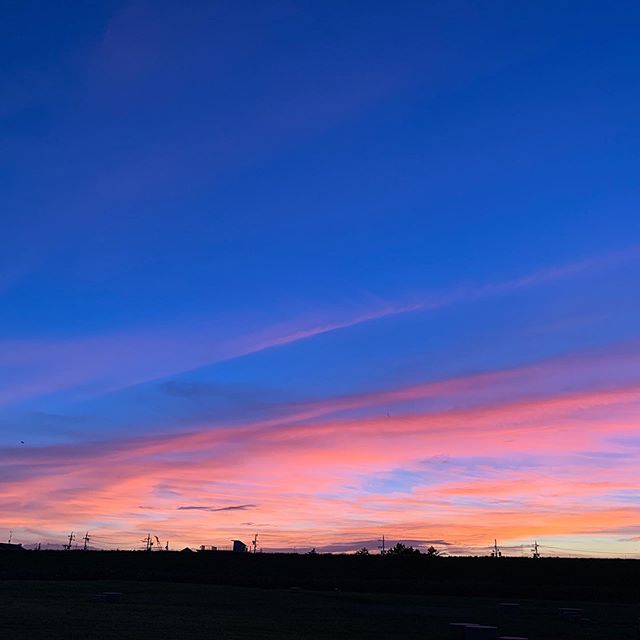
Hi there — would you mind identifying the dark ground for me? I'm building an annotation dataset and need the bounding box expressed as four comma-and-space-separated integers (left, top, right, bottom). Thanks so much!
0, 580, 638, 639
0, 553, 638, 638
2, 552, 640, 601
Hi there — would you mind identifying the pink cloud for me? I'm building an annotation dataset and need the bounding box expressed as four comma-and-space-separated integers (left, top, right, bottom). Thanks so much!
2, 348, 640, 552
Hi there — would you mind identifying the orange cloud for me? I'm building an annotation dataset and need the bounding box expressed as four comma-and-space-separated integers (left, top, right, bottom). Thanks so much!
2, 349, 640, 554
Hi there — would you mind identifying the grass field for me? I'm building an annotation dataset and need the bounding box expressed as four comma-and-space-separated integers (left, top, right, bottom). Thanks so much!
0, 580, 637, 639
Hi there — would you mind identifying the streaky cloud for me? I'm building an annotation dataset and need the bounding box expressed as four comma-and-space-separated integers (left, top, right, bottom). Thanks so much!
177, 504, 256, 512
1, 245, 638, 409
2, 345, 640, 552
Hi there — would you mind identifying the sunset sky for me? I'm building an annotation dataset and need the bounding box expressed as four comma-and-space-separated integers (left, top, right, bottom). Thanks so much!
2, 1, 640, 555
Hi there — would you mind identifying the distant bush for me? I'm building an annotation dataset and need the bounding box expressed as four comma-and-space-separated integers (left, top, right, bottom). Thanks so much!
385, 543, 421, 556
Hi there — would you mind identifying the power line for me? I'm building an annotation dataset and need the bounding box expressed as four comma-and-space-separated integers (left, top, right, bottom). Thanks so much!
540, 544, 638, 557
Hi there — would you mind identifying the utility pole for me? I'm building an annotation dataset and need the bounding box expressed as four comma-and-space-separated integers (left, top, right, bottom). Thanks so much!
491, 539, 501, 558
8, 530, 12, 544
532, 540, 540, 559
83, 532, 91, 551
252, 534, 258, 554
64, 532, 75, 551
142, 533, 153, 552
378, 535, 386, 555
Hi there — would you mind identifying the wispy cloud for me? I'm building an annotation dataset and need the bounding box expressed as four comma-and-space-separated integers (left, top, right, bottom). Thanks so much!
2, 346, 640, 552
177, 504, 256, 512
1, 246, 637, 409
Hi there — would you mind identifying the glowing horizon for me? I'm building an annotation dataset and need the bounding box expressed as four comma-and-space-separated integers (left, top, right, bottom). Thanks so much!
3, 294, 640, 555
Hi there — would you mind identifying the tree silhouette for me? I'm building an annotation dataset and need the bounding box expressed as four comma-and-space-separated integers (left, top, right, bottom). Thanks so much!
355, 547, 369, 555
385, 542, 421, 555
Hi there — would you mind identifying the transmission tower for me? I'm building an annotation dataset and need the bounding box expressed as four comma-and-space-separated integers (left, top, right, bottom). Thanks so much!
378, 535, 386, 555
532, 540, 540, 558
491, 539, 502, 558
64, 531, 75, 551
83, 532, 91, 551
142, 533, 153, 552
252, 534, 258, 554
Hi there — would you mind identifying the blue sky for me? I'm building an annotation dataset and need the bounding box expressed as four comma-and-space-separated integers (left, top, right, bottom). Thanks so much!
2, 1, 640, 553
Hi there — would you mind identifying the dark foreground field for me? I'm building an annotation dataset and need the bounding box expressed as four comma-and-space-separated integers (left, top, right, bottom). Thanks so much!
2, 552, 640, 601
0, 580, 638, 640
0, 553, 638, 638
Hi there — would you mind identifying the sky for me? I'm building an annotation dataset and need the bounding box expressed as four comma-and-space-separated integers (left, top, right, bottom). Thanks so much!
2, 1, 640, 555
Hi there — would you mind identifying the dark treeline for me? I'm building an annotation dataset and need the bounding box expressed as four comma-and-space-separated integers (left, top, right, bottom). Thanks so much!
0, 551, 638, 602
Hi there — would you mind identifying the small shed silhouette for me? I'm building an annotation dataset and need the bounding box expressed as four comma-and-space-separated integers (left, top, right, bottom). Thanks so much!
232, 540, 248, 553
